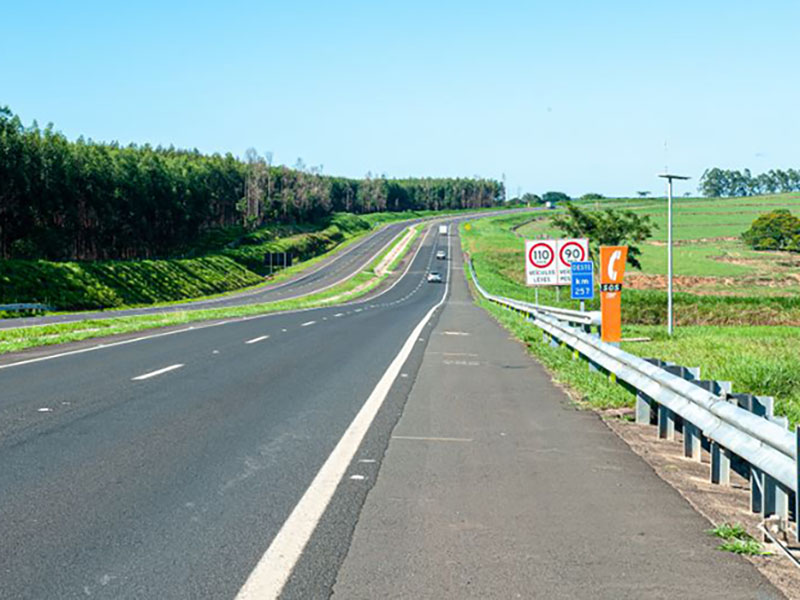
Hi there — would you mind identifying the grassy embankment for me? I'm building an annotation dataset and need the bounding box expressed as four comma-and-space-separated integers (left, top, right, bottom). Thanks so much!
0, 222, 423, 355
0, 208, 488, 314
461, 195, 800, 423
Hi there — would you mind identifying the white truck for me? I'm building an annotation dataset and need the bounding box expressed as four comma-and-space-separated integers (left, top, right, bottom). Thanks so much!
438, 224, 448, 235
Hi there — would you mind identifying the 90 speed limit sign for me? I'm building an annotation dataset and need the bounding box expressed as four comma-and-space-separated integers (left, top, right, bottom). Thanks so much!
525, 238, 589, 286
556, 239, 589, 283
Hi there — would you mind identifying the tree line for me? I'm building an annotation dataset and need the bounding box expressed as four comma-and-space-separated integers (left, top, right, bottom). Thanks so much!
0, 107, 503, 260
699, 167, 800, 198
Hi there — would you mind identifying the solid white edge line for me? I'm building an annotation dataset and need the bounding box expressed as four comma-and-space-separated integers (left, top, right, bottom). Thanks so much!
245, 335, 270, 344
131, 363, 185, 381
234, 229, 451, 600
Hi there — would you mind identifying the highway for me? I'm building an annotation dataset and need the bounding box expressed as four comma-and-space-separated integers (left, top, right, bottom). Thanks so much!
0, 223, 452, 599
0, 221, 781, 599
0, 209, 526, 332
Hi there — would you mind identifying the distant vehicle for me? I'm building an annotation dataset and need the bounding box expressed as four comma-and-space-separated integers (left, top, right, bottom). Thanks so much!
438, 224, 448, 235
427, 271, 443, 283
545, 201, 556, 209
436, 250, 446, 260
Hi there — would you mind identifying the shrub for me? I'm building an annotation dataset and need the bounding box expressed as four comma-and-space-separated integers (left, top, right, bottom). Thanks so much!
742, 209, 800, 251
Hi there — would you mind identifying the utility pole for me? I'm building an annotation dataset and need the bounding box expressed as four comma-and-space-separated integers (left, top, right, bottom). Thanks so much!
657, 173, 690, 336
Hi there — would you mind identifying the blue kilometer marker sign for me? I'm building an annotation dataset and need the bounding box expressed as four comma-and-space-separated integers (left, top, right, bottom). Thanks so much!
570, 261, 595, 300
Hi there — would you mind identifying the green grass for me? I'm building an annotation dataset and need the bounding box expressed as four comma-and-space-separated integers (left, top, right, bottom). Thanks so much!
474, 286, 633, 411
519, 194, 800, 294
461, 213, 800, 325
0, 214, 371, 311
558, 193, 800, 242
0, 224, 421, 355
461, 210, 800, 425
0, 208, 486, 313
708, 523, 770, 556
621, 325, 800, 425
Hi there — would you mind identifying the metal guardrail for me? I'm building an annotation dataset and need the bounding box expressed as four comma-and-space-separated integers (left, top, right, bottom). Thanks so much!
468, 258, 799, 541
500, 296, 601, 328
0, 303, 51, 312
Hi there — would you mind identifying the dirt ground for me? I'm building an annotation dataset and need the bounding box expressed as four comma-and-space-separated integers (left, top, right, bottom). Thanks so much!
625, 273, 800, 294
599, 410, 800, 599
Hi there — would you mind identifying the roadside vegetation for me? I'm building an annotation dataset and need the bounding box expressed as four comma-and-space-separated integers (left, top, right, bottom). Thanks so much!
0, 209, 483, 312
708, 523, 770, 556
742, 209, 800, 252
475, 293, 633, 410
0, 105, 502, 263
461, 195, 800, 423
0, 222, 422, 356
0, 104, 506, 312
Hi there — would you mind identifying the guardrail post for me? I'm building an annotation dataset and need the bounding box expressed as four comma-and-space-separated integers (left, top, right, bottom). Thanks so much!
658, 406, 676, 441
757, 396, 775, 419
763, 475, 790, 525
549, 334, 559, 348
796, 426, 800, 543
750, 467, 763, 513
690, 379, 732, 396
635, 391, 654, 425
710, 442, 731, 485
683, 422, 702, 461
729, 393, 764, 417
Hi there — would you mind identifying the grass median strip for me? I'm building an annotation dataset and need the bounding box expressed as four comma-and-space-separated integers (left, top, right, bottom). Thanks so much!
0, 224, 422, 356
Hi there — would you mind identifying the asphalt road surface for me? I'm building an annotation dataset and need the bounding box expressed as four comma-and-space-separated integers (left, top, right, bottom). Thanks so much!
0, 224, 782, 599
0, 224, 452, 599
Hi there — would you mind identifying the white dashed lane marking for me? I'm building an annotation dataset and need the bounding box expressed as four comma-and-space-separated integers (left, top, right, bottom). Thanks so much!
132, 364, 185, 381
245, 335, 270, 344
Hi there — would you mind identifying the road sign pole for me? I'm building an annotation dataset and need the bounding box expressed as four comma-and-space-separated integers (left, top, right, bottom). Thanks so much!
580, 300, 585, 312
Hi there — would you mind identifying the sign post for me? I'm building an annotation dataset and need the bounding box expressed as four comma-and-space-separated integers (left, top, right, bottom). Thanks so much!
599, 246, 628, 344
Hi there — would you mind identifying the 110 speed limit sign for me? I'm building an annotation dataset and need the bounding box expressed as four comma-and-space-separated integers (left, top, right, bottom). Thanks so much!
525, 238, 589, 286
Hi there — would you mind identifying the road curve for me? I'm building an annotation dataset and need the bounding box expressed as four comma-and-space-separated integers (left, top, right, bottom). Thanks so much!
0, 208, 534, 331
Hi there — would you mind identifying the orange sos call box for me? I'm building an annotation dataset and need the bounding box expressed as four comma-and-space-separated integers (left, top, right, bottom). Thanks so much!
599, 246, 628, 343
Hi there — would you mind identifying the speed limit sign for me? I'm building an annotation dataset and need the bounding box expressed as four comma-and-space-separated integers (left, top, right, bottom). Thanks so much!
525, 238, 589, 286
525, 240, 557, 285
556, 239, 589, 284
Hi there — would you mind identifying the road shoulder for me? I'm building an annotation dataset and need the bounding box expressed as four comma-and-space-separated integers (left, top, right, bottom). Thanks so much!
331, 247, 783, 599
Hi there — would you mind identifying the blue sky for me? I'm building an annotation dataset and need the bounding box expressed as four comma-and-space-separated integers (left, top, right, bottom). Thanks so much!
2, 0, 798, 197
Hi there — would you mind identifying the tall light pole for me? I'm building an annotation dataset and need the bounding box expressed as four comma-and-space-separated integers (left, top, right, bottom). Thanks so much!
657, 173, 690, 336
